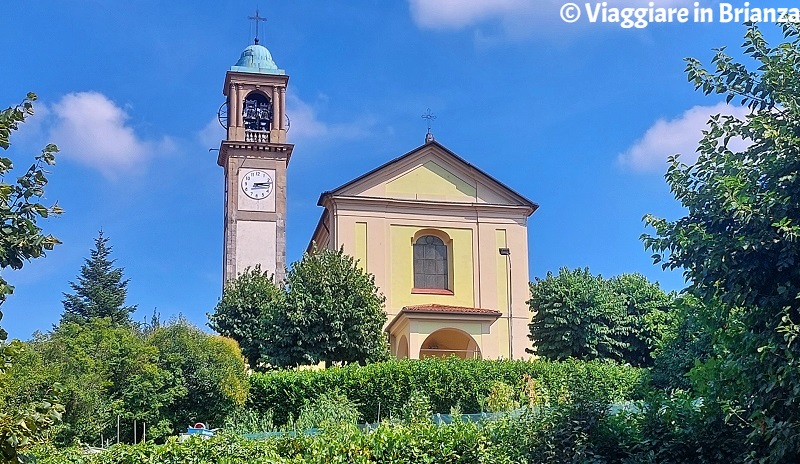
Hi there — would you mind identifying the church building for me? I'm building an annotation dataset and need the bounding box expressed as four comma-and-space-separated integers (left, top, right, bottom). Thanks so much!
217, 33, 539, 361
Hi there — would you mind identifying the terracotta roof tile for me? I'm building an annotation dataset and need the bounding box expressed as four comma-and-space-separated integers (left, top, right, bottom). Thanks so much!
401, 304, 501, 316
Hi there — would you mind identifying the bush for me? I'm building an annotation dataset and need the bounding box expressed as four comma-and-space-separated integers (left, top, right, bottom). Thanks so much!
33, 393, 737, 464
484, 381, 519, 413
648, 295, 714, 390
33, 420, 514, 464
624, 391, 747, 463
223, 409, 275, 435
490, 400, 634, 463
32, 434, 284, 464
295, 391, 361, 431
248, 357, 644, 426
399, 391, 432, 425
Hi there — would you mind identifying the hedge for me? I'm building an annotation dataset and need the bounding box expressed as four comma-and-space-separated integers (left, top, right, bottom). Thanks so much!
248, 357, 644, 426
33, 391, 746, 464
33, 422, 510, 464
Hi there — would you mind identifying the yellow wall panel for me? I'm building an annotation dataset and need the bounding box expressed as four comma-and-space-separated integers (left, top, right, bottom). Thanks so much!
355, 222, 367, 271
390, 225, 474, 309
496, 229, 509, 316
386, 161, 476, 198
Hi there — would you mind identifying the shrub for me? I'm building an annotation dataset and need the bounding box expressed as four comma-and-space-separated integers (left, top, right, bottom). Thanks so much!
33, 393, 737, 464
501, 400, 632, 463
484, 381, 519, 413
20, 318, 179, 445
248, 357, 644, 426
32, 434, 283, 464
648, 295, 714, 390
618, 391, 747, 463
223, 409, 275, 435
399, 391, 432, 425
295, 391, 361, 431
33, 420, 514, 464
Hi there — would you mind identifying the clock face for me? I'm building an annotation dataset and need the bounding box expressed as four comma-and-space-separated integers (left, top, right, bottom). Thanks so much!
241, 170, 274, 200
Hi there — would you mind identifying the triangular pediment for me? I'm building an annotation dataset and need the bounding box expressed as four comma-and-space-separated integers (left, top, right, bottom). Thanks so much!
324, 141, 537, 208
386, 160, 476, 199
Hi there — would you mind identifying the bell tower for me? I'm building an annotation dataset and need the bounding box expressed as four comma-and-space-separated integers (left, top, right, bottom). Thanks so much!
217, 27, 292, 283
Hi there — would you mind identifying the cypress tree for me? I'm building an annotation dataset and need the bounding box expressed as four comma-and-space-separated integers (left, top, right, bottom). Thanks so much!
61, 231, 136, 325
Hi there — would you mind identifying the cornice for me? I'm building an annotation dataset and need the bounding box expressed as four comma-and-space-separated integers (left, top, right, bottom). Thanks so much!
323, 194, 535, 217
223, 71, 290, 95
217, 141, 294, 166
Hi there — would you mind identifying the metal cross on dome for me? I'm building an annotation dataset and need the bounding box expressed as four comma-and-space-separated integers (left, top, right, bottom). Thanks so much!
249, 9, 268, 45
421, 108, 436, 143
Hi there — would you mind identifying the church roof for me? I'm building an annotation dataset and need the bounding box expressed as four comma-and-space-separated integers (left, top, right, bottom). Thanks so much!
385, 303, 502, 334
402, 304, 501, 316
230, 43, 285, 75
317, 139, 539, 211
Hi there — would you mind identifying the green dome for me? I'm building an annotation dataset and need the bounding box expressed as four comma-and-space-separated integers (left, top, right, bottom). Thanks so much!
231, 44, 285, 75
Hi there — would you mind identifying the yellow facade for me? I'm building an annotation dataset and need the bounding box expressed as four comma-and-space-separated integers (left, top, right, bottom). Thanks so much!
311, 141, 538, 360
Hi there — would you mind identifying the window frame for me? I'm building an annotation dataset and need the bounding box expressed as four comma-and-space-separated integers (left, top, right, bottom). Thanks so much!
411, 233, 453, 295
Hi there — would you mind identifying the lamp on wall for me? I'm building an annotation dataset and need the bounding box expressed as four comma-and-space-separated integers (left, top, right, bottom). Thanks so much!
498, 248, 513, 359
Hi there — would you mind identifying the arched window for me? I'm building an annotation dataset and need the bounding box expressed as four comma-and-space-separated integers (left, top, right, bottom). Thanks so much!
242, 92, 273, 132
413, 235, 448, 290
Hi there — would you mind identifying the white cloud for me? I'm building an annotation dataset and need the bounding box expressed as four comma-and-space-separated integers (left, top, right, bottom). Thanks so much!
618, 102, 751, 172
408, 0, 535, 30
49, 92, 173, 178
286, 93, 373, 143
287, 93, 331, 140
198, 117, 225, 149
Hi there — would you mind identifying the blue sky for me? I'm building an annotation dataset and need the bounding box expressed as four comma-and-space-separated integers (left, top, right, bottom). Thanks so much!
0, 0, 784, 338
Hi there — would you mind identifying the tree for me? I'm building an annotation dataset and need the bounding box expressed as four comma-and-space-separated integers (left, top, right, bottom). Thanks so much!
648, 294, 714, 390
15, 319, 182, 445
526, 268, 627, 362
10, 319, 249, 446
265, 247, 389, 368
643, 23, 800, 463
148, 319, 249, 429
0, 93, 63, 462
527, 269, 674, 366
608, 273, 673, 367
0, 94, 61, 311
208, 266, 283, 370
0, 94, 61, 342
61, 231, 136, 325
